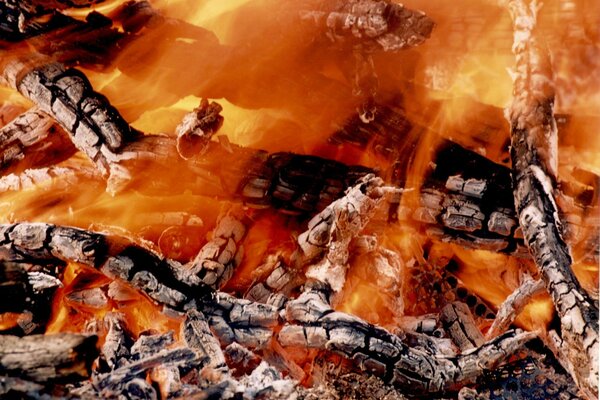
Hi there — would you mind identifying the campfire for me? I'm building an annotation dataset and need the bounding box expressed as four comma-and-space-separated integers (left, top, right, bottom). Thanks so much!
0, 0, 598, 398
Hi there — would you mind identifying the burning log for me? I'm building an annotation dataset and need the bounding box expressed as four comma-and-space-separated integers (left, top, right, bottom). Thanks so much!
0, 333, 98, 383
303, 0, 435, 52
279, 285, 535, 395
505, 0, 599, 396
99, 312, 131, 371
0, 221, 584, 396
245, 255, 301, 308
0, 158, 99, 192
296, 174, 388, 292
0, 108, 75, 174
439, 302, 484, 352
182, 310, 228, 375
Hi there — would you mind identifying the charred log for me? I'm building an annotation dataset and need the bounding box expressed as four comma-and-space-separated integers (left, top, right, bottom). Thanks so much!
0, 56, 141, 179
296, 174, 388, 292
176, 99, 224, 159
0, 333, 98, 383
439, 302, 484, 352
506, 1, 599, 396
301, 0, 435, 53
186, 211, 247, 290
279, 286, 535, 395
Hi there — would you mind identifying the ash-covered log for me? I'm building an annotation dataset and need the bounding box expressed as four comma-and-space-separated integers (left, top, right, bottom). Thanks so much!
505, 1, 598, 397
0, 333, 98, 383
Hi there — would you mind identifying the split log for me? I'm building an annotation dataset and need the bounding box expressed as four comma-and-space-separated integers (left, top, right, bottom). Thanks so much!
506, 1, 598, 396
0, 333, 98, 383
0, 108, 75, 174
278, 286, 535, 395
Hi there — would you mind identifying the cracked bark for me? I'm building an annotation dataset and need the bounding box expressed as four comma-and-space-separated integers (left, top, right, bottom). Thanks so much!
506, 1, 599, 397
0, 221, 540, 395
186, 211, 247, 290
279, 286, 535, 395
301, 0, 434, 53
440, 302, 484, 352
0, 55, 141, 182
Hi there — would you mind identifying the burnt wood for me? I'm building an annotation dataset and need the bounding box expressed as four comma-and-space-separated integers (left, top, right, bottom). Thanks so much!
506, 1, 598, 397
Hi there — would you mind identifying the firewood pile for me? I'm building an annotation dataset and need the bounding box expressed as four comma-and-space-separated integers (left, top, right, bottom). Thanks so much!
0, 0, 598, 399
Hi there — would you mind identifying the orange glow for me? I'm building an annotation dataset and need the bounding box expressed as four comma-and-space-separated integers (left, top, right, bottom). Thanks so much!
451, 246, 554, 331
46, 263, 180, 343
0, 312, 21, 330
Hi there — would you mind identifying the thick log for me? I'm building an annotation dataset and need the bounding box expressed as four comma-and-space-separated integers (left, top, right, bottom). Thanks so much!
0, 333, 98, 383
506, 1, 599, 396
0, 55, 141, 179
0, 108, 75, 174
278, 286, 535, 395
